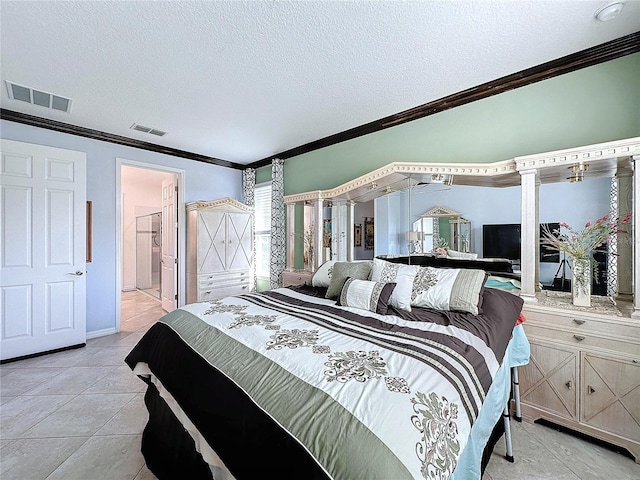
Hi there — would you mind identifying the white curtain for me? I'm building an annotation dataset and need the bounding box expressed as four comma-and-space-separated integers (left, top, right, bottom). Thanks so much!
270, 159, 286, 288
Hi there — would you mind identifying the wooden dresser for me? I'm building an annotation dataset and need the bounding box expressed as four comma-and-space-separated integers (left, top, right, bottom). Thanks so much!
186, 198, 253, 304
520, 291, 640, 463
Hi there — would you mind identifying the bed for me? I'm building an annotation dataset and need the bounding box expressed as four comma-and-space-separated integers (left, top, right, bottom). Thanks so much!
125, 260, 529, 480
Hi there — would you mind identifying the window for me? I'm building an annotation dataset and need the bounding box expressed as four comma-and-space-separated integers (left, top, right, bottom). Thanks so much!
254, 182, 272, 279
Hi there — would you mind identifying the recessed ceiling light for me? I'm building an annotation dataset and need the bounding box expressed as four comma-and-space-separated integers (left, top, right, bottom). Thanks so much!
594, 1, 625, 21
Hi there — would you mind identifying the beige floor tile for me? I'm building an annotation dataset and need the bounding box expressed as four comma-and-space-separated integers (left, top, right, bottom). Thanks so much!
87, 332, 134, 348
83, 365, 146, 394
0, 367, 18, 377
46, 434, 145, 480
24, 366, 115, 396
96, 393, 148, 435
0, 436, 88, 480
485, 421, 581, 480
0, 395, 16, 405
80, 347, 136, 366
521, 421, 640, 480
0, 395, 75, 439
0, 367, 66, 396
133, 464, 158, 480
21, 393, 135, 438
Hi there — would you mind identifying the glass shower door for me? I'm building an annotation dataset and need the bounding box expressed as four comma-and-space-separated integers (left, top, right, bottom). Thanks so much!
136, 213, 162, 299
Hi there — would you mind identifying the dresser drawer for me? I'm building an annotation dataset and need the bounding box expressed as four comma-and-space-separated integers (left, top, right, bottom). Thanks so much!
524, 324, 640, 357
198, 270, 250, 288
198, 283, 251, 301
522, 308, 640, 342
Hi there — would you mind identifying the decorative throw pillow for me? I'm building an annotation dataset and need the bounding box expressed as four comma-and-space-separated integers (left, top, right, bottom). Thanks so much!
311, 260, 337, 288
325, 261, 372, 299
337, 278, 396, 315
370, 258, 419, 311
411, 266, 486, 315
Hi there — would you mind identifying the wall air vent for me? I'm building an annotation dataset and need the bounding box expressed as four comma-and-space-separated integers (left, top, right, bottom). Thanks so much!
130, 124, 167, 137
5, 81, 72, 113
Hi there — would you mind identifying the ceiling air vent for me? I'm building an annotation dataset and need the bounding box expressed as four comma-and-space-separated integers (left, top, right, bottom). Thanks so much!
5, 81, 72, 113
130, 124, 167, 137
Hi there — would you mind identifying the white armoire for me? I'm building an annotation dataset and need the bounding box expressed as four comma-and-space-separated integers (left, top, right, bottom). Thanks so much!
186, 198, 254, 304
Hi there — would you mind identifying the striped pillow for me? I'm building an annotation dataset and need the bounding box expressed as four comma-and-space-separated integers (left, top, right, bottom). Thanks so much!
337, 278, 396, 315
410, 267, 486, 315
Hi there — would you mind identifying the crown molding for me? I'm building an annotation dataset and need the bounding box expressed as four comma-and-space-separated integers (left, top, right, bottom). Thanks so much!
0, 109, 244, 170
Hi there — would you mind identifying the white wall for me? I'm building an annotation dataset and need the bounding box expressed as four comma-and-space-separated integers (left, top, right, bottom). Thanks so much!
1, 120, 242, 334
375, 177, 611, 284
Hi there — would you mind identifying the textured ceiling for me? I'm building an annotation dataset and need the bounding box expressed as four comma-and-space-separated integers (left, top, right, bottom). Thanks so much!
1, 1, 639, 164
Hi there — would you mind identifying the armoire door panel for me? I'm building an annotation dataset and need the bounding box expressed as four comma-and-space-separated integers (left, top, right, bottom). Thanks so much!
227, 212, 252, 271
198, 210, 226, 272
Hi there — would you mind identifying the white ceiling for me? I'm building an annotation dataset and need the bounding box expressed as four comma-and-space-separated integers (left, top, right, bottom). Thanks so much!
1, 1, 638, 165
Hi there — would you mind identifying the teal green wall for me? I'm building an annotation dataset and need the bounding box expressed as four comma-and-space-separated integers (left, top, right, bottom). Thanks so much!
283, 53, 640, 195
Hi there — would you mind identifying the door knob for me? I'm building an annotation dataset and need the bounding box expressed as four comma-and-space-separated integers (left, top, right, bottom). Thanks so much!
67, 271, 84, 276
588, 386, 596, 395
565, 381, 573, 390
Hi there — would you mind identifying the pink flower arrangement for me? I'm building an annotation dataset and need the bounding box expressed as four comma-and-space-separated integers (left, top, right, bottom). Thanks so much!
541, 212, 632, 260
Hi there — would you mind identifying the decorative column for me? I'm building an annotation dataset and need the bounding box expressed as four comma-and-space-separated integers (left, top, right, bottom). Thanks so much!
347, 201, 355, 261
519, 168, 540, 302
286, 202, 295, 271
331, 200, 348, 261
270, 159, 286, 289
615, 168, 633, 302
242, 168, 256, 290
311, 198, 324, 271
632, 156, 640, 319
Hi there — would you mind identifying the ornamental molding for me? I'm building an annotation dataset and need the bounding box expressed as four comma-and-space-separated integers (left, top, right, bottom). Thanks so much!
515, 137, 640, 171
186, 197, 253, 213
284, 159, 516, 204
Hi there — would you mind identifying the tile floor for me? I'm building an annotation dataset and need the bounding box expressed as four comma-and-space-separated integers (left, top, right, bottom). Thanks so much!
1, 290, 639, 479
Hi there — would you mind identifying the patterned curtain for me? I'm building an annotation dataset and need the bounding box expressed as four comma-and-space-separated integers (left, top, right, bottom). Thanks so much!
270, 158, 286, 288
242, 168, 255, 206
242, 168, 256, 290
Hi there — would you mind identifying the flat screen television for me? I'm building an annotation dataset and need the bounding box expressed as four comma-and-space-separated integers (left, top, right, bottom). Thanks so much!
483, 223, 521, 260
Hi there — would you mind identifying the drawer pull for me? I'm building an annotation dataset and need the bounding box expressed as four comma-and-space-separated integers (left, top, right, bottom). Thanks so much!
633, 359, 638, 364
242, 285, 248, 289
588, 385, 596, 395
572, 319, 586, 325
573, 335, 586, 342
206, 291, 211, 294
565, 381, 573, 390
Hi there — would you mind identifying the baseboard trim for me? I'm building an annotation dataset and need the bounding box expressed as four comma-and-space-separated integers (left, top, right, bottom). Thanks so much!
86, 327, 118, 340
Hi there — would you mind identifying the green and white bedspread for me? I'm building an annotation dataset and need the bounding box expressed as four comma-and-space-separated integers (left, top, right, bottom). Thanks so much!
157, 287, 525, 480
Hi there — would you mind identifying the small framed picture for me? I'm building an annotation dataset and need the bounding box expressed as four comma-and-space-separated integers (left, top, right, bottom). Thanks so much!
354, 224, 362, 247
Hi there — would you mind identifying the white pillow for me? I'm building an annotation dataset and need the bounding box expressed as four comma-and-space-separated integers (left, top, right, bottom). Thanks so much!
446, 250, 478, 259
370, 258, 419, 312
311, 260, 337, 287
337, 278, 396, 315
411, 267, 486, 315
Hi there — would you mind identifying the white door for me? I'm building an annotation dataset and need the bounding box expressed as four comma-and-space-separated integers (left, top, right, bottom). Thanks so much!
0, 140, 86, 361
161, 176, 177, 312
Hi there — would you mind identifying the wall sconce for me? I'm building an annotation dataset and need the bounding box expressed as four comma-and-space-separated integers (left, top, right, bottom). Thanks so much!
567, 163, 588, 183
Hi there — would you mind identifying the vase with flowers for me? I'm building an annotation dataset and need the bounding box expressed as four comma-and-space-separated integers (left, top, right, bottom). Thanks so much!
541, 212, 632, 306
